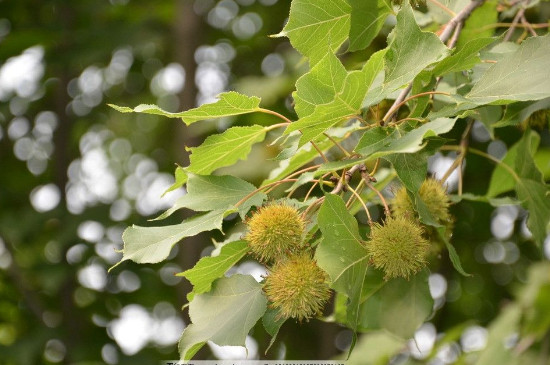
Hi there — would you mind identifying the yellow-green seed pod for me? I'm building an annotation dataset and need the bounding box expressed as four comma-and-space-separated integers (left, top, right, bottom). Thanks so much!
367, 216, 430, 280
391, 178, 451, 226
264, 254, 331, 321
245, 203, 305, 263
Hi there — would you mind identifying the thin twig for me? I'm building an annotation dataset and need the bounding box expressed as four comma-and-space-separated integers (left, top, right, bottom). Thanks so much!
440, 145, 521, 182
448, 21, 463, 48
324, 133, 351, 157
347, 184, 373, 224
504, 7, 525, 42
476, 22, 549, 33
521, 14, 538, 37
359, 165, 391, 216
302, 196, 325, 219
346, 178, 365, 208
382, 91, 451, 124
440, 120, 473, 194
234, 178, 300, 208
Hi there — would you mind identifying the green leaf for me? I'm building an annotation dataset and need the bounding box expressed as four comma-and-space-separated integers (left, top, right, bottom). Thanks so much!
110, 210, 225, 270
316, 194, 368, 331
356, 118, 456, 158
514, 131, 550, 245
487, 131, 539, 197
262, 307, 286, 353
456, 0, 498, 48
178, 240, 250, 301
437, 227, 471, 277
359, 269, 433, 338
383, 3, 448, 91
433, 37, 495, 76
495, 98, 550, 128
347, 0, 392, 52
275, 0, 351, 65
346, 331, 405, 365
178, 92, 261, 125
293, 52, 347, 118
467, 34, 550, 104
384, 138, 445, 192
449, 193, 519, 207
110, 91, 261, 125
155, 174, 266, 220
187, 125, 266, 175
178, 274, 267, 360
161, 166, 187, 197
317, 119, 456, 174
474, 304, 521, 365
286, 50, 385, 146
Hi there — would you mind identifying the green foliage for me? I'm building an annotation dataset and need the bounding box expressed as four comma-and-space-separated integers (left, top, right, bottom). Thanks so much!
467, 34, 550, 104
108, 0, 550, 361
316, 194, 368, 331
110, 91, 262, 125
178, 274, 267, 360
178, 240, 250, 301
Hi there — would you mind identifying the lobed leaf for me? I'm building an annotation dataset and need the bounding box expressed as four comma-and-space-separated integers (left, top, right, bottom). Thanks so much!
383, 3, 448, 92
110, 210, 225, 270
286, 50, 385, 146
275, 0, 351, 65
293, 52, 347, 118
110, 91, 261, 125
514, 130, 550, 245
487, 131, 539, 197
347, 0, 392, 52
187, 125, 266, 175
316, 194, 368, 331
155, 174, 266, 220
433, 37, 496, 76
162, 166, 188, 197
178, 240, 250, 301
467, 34, 550, 104
178, 274, 267, 360
359, 269, 433, 338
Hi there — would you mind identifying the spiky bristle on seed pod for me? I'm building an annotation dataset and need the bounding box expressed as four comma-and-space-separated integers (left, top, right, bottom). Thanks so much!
391, 178, 451, 225
367, 216, 430, 280
245, 203, 305, 263
264, 254, 331, 322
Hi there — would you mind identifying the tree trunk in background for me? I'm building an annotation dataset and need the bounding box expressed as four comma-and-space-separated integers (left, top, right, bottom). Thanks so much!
173, 0, 205, 328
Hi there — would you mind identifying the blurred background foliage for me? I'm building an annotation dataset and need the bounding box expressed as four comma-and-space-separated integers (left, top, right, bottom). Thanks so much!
0, 0, 550, 364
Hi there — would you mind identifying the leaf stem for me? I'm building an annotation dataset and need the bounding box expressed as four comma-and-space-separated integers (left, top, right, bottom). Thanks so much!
441, 145, 521, 182
234, 179, 299, 208
347, 184, 373, 225
258, 108, 293, 124
302, 196, 325, 220
264, 122, 291, 132
476, 22, 549, 33
382, 91, 451, 124
440, 120, 473, 195
324, 133, 351, 157
360, 167, 391, 217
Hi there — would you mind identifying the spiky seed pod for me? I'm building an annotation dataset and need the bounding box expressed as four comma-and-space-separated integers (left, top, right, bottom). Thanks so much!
245, 203, 305, 263
391, 178, 451, 226
264, 254, 331, 322
367, 216, 430, 280
522, 109, 550, 131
